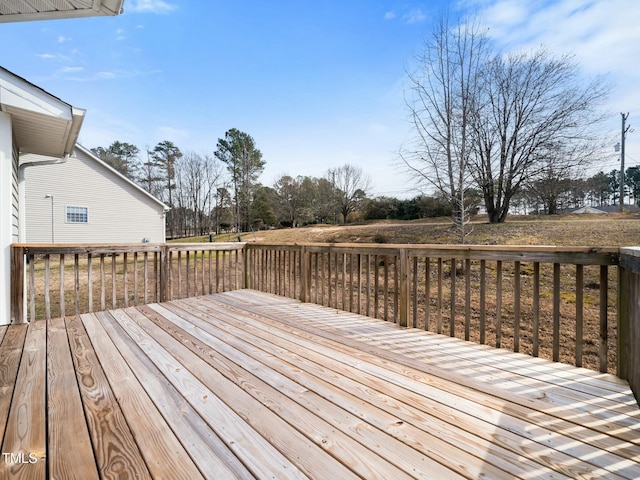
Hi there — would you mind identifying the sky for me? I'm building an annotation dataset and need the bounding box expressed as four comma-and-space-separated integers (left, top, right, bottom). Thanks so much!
1, 0, 638, 199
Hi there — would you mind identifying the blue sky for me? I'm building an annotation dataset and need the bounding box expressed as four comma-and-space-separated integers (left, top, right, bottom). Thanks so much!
1, 0, 638, 198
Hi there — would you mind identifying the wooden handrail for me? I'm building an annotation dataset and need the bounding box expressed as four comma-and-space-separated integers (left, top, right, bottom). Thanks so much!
12, 243, 246, 323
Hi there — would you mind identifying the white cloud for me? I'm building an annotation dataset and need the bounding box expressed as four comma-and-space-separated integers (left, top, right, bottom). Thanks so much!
384, 11, 396, 20
126, 0, 177, 14
64, 69, 145, 82
35, 53, 56, 60
58, 66, 84, 73
57, 35, 70, 43
96, 71, 117, 80
155, 126, 189, 141
76, 110, 144, 149
402, 8, 427, 24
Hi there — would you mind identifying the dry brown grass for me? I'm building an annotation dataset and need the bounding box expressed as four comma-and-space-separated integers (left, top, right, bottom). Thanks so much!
244, 212, 640, 247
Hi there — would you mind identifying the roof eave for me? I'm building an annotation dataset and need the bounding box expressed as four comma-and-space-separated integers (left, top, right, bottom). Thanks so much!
0, 0, 125, 23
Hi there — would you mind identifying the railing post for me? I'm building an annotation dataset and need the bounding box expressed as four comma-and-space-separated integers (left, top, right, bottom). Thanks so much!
159, 244, 169, 302
243, 244, 250, 289
619, 247, 640, 407
399, 248, 408, 328
618, 264, 630, 380
10, 245, 25, 324
300, 246, 310, 303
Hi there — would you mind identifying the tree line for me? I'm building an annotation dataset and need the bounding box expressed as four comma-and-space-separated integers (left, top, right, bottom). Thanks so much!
92, 132, 638, 239
91, 130, 379, 238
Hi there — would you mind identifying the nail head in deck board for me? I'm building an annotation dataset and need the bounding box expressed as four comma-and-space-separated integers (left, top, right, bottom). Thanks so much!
1, 321, 46, 479
48, 317, 100, 479
65, 315, 152, 480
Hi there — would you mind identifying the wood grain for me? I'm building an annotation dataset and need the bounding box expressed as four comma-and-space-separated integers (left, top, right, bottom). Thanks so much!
0, 324, 28, 447
48, 317, 99, 479
66, 315, 152, 480
1, 321, 46, 479
208, 291, 640, 479
139, 303, 427, 480
83, 311, 203, 480
3, 285, 639, 479
104, 307, 310, 480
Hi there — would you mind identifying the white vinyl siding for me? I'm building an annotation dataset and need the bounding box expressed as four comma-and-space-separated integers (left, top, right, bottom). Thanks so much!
11, 140, 18, 241
24, 147, 166, 243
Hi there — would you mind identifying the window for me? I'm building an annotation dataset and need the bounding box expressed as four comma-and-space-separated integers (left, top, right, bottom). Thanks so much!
66, 206, 88, 223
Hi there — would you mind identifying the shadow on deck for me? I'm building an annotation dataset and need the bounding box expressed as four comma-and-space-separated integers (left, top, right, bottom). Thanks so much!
1, 289, 638, 479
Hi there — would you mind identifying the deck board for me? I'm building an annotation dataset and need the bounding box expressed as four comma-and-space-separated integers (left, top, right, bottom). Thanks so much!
65, 315, 151, 479
1, 289, 639, 479
47, 317, 98, 480
2, 320, 47, 479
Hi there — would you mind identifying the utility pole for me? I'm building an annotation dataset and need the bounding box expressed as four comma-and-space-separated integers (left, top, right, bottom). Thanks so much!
620, 112, 630, 212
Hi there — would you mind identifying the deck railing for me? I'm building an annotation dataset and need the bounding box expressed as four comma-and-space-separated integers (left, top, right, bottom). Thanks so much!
11, 243, 245, 322
619, 247, 640, 404
10, 241, 639, 403
246, 243, 621, 374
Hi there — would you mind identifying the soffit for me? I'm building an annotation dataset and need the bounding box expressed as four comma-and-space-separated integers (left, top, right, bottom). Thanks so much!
0, 0, 124, 23
0, 67, 85, 157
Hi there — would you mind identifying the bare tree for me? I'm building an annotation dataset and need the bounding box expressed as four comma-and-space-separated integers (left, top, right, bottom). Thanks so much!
472, 49, 609, 223
177, 152, 223, 236
328, 164, 371, 223
401, 13, 488, 242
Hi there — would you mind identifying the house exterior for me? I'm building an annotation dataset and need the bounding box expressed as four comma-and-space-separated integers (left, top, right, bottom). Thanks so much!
1, 0, 125, 325
571, 205, 640, 214
1, 67, 85, 324
23, 145, 168, 244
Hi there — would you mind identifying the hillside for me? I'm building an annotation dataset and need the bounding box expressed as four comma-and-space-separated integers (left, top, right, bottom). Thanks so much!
229, 213, 640, 247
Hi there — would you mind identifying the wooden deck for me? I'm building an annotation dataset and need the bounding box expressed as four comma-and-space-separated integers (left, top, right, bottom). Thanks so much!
1, 290, 638, 479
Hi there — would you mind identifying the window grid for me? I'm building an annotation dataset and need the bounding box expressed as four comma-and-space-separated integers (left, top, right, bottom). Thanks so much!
66, 206, 88, 223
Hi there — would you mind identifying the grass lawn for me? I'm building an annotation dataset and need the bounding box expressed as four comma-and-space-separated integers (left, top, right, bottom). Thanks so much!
224, 212, 640, 246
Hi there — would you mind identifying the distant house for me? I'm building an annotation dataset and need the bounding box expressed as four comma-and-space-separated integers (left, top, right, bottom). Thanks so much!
571, 205, 640, 214
571, 206, 608, 215
23, 145, 168, 244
